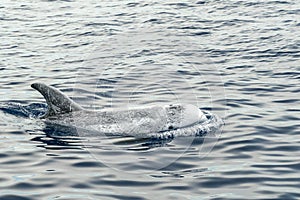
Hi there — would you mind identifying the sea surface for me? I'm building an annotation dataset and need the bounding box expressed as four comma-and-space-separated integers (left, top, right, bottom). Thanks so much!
0, 0, 299, 199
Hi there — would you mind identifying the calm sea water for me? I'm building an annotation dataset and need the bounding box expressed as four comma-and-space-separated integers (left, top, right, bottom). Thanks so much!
1, 0, 299, 199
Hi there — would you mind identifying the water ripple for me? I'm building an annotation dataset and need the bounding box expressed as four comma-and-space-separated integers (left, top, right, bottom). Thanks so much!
0, 0, 299, 199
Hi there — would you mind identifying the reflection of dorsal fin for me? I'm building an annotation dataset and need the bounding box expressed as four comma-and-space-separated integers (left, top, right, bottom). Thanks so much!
31, 83, 83, 117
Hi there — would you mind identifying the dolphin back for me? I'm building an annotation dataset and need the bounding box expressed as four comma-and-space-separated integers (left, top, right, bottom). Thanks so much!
31, 83, 83, 117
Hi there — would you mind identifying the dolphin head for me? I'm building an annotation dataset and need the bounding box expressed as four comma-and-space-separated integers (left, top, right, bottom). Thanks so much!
165, 104, 207, 130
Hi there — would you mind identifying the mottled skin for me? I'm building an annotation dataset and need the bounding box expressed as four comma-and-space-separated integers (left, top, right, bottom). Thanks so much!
31, 83, 82, 117
31, 83, 223, 138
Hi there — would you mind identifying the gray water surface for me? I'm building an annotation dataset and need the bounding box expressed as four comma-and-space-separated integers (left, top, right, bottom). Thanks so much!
0, 0, 300, 199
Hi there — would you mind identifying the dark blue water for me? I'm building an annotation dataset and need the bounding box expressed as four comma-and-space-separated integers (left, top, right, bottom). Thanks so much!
1, 0, 300, 199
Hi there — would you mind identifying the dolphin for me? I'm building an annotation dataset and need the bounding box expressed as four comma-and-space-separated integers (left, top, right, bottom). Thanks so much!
31, 83, 223, 139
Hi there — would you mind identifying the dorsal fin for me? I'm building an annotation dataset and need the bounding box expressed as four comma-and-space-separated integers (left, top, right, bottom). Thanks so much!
31, 83, 83, 117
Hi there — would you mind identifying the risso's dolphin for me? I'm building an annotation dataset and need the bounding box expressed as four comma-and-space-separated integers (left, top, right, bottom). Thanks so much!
31, 83, 223, 139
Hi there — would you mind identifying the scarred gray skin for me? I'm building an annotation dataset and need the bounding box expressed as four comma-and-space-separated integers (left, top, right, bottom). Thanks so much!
31, 83, 223, 139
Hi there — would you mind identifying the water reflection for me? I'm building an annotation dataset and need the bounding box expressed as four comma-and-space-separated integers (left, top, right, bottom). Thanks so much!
30, 121, 174, 151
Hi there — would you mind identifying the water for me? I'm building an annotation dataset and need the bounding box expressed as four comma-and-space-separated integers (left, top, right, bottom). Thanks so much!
0, 0, 299, 199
